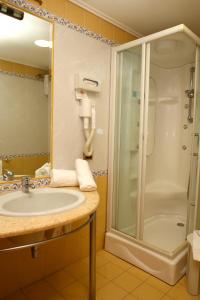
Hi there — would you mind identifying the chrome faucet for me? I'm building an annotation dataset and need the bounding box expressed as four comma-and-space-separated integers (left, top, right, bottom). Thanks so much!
21, 176, 34, 193
3, 169, 14, 181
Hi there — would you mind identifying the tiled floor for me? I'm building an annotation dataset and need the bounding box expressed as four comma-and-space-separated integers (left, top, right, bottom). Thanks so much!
3, 250, 200, 300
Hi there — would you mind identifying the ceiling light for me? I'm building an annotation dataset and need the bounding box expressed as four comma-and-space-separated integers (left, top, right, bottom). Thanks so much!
34, 40, 52, 48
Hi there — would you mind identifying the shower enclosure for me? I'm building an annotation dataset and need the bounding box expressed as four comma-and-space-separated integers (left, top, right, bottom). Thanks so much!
105, 25, 200, 284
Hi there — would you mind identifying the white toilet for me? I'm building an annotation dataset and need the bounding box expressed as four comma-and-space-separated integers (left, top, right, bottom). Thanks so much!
187, 233, 200, 295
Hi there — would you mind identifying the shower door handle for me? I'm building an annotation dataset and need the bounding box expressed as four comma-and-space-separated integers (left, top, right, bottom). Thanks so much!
194, 133, 199, 144
193, 153, 199, 157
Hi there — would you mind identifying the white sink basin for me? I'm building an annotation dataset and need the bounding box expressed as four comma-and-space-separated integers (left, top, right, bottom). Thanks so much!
0, 188, 85, 217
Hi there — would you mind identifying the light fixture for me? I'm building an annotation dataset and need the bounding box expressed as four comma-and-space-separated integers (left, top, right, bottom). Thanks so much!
0, 3, 24, 20
34, 39, 52, 48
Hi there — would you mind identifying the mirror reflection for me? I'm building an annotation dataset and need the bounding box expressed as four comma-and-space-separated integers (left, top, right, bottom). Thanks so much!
0, 4, 52, 181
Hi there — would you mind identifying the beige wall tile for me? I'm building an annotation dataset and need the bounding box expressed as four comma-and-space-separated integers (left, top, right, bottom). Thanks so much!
100, 20, 115, 41
65, 1, 85, 27
43, 0, 66, 18
2, 155, 49, 176
26, 0, 137, 44
0, 59, 47, 77
114, 27, 129, 44
84, 11, 101, 34
125, 32, 136, 42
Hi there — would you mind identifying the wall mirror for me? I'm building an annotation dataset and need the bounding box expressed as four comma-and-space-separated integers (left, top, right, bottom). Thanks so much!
0, 2, 53, 182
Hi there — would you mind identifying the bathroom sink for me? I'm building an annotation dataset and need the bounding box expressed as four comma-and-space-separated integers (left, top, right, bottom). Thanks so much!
0, 188, 85, 217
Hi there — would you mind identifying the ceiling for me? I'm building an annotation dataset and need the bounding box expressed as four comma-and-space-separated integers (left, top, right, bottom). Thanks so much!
0, 11, 52, 70
70, 0, 200, 37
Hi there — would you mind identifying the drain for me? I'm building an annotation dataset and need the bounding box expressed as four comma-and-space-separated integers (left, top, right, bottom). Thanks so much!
177, 222, 185, 227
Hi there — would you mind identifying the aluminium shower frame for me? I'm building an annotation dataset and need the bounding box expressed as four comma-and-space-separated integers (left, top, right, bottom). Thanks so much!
107, 24, 200, 257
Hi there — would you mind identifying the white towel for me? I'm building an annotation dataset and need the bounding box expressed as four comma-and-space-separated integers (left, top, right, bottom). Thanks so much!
192, 230, 200, 261
35, 163, 51, 177
50, 169, 78, 187
75, 159, 97, 191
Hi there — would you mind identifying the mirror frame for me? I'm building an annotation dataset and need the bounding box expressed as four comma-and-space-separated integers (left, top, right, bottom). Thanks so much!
0, 0, 54, 184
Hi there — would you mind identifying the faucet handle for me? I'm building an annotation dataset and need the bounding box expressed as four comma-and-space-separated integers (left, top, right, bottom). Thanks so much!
21, 176, 30, 183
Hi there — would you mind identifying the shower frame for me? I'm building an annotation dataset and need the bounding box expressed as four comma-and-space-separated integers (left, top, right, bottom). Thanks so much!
106, 24, 200, 284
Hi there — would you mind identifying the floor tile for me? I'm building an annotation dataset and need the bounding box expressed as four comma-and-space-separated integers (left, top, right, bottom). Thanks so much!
97, 282, 127, 300
60, 281, 88, 299
96, 252, 110, 268
22, 280, 64, 300
3, 291, 27, 300
97, 262, 124, 280
65, 259, 89, 279
176, 275, 187, 287
45, 270, 76, 291
128, 266, 150, 281
109, 256, 133, 271
97, 250, 116, 261
113, 272, 142, 292
167, 284, 199, 300
161, 296, 174, 300
132, 282, 164, 300
146, 276, 172, 293
123, 294, 138, 300
78, 273, 109, 290
2, 250, 196, 300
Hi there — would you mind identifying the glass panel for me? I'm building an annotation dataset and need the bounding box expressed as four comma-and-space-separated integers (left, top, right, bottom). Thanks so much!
143, 33, 196, 252
189, 46, 200, 231
112, 46, 142, 238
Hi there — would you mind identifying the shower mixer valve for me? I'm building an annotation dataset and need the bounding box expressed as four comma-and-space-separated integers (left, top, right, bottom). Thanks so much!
185, 89, 194, 99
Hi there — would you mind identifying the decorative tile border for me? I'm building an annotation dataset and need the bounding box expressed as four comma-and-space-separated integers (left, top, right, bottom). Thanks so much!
0, 152, 50, 160
7, 0, 117, 46
92, 169, 108, 177
0, 69, 44, 81
0, 177, 50, 192
0, 169, 108, 191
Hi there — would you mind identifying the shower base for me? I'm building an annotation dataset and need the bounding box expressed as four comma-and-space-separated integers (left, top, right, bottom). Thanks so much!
105, 228, 187, 285
123, 214, 186, 252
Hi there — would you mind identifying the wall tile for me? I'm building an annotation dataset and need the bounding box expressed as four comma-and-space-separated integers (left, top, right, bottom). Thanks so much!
65, 1, 85, 27
26, 0, 136, 44
100, 19, 115, 41
0, 59, 46, 77
84, 10, 101, 35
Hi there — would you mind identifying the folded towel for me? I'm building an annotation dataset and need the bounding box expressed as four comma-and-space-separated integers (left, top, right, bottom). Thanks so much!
35, 163, 51, 177
75, 159, 97, 191
50, 169, 78, 187
192, 230, 200, 261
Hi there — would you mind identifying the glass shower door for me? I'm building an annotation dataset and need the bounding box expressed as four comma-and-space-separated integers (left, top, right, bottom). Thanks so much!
113, 45, 144, 238
188, 46, 200, 232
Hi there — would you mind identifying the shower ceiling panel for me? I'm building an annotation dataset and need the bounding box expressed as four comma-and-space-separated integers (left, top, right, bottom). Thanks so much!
151, 32, 196, 68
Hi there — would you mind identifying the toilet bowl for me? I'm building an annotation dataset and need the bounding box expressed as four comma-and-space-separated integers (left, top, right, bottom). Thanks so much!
187, 233, 200, 295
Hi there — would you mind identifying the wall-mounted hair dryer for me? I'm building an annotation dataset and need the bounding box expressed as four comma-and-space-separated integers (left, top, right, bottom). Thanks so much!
75, 74, 101, 158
